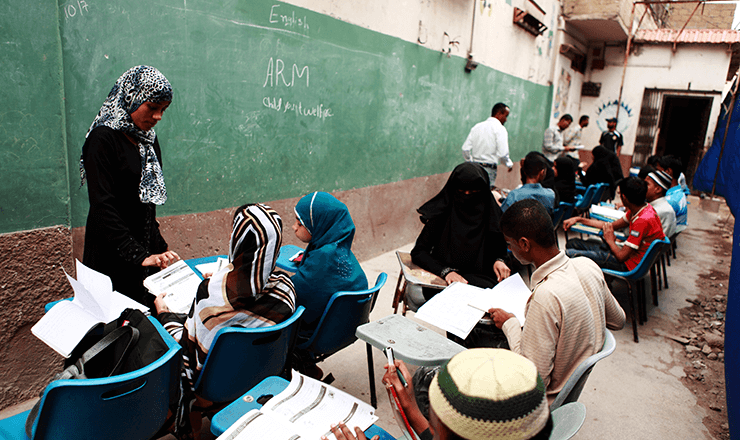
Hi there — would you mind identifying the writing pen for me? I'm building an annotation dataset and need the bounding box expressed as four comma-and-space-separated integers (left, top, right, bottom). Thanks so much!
384, 346, 408, 387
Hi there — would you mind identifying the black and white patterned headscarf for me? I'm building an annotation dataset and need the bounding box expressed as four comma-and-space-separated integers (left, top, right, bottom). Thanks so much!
80, 65, 173, 205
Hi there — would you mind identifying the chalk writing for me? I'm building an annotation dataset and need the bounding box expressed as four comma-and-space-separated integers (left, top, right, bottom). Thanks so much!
63, 0, 89, 19
269, 5, 309, 31
263, 58, 309, 88
263, 96, 333, 121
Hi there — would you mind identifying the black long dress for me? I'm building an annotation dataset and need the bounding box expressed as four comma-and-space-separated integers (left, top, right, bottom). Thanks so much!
82, 126, 168, 305
411, 163, 508, 290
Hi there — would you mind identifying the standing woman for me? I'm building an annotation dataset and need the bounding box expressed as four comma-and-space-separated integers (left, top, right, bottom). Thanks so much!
81, 66, 179, 306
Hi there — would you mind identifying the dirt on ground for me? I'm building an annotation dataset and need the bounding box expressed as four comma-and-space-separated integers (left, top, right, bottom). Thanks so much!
655, 214, 733, 439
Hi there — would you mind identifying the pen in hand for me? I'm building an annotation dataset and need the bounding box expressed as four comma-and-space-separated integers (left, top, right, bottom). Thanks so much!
385, 346, 408, 387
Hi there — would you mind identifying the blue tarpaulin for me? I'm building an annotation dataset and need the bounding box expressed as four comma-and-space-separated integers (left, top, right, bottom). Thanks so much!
693, 84, 739, 439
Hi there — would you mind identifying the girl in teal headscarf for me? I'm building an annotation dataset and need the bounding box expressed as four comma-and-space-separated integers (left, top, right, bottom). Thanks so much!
291, 192, 368, 330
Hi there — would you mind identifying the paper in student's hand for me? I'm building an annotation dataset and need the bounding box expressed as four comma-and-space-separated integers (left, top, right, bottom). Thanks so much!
414, 282, 488, 340
468, 273, 532, 324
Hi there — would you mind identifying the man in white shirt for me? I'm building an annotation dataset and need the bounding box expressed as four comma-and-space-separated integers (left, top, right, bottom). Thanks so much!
462, 103, 514, 188
542, 114, 573, 162
563, 115, 589, 160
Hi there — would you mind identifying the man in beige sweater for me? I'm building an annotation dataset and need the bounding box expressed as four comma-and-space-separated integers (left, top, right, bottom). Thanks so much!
490, 199, 626, 403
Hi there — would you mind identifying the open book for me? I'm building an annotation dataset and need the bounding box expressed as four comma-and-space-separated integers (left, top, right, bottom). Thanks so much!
414, 273, 532, 340
144, 260, 207, 314
217, 371, 378, 440
31, 260, 148, 358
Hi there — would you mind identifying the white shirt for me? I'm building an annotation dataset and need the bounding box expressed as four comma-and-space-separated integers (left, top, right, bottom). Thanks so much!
542, 125, 565, 162
650, 196, 677, 238
461, 117, 513, 168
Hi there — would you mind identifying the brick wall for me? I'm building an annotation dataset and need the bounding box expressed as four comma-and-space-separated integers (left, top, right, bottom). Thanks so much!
665, 3, 734, 30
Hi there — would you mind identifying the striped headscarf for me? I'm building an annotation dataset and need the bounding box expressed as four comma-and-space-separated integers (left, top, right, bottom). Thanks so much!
182, 203, 296, 375
80, 65, 173, 205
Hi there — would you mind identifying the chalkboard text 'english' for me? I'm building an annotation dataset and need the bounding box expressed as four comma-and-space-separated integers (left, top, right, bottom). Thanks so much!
269, 5, 309, 31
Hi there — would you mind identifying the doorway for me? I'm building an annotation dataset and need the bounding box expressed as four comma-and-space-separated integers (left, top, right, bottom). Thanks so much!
655, 95, 712, 188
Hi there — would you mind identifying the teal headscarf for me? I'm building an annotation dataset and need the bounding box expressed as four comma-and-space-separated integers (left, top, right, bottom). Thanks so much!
292, 192, 368, 328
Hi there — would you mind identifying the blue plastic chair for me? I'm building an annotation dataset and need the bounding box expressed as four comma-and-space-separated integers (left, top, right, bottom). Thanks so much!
552, 202, 574, 232
601, 237, 670, 342
549, 402, 587, 440
573, 184, 599, 213
550, 329, 617, 411
295, 273, 388, 407
0, 317, 181, 440
194, 306, 305, 404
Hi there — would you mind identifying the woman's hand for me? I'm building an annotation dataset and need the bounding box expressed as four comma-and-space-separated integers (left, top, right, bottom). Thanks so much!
142, 250, 180, 269
493, 260, 510, 282
445, 271, 468, 284
322, 422, 377, 440
154, 293, 170, 314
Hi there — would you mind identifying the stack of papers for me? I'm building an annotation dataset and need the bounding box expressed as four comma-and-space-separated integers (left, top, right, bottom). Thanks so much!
217, 371, 377, 440
31, 260, 148, 358
414, 274, 532, 340
144, 260, 205, 314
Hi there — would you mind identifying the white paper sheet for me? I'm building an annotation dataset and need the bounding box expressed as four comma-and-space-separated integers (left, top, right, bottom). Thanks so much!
218, 371, 377, 440
415, 274, 533, 339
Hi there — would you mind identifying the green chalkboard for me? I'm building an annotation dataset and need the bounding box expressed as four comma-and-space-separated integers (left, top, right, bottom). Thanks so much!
61, 0, 551, 227
0, 0, 69, 233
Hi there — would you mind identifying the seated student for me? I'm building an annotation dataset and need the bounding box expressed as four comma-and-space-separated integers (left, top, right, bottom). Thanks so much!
155, 203, 296, 437
325, 349, 554, 440
656, 155, 688, 232
501, 154, 556, 214
553, 156, 577, 204
643, 170, 677, 238
488, 199, 625, 403
410, 163, 510, 302
582, 146, 623, 200
563, 176, 665, 271
291, 192, 367, 331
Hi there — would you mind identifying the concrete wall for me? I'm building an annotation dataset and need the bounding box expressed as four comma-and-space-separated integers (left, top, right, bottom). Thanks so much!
579, 43, 730, 158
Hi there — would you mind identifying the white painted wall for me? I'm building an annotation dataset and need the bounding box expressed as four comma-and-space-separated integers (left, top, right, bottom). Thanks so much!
579, 43, 730, 155
283, 0, 559, 87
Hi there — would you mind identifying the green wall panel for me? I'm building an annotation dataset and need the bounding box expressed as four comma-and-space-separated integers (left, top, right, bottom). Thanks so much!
0, 0, 68, 233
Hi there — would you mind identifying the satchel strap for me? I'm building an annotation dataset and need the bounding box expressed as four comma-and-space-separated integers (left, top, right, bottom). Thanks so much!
24, 325, 140, 438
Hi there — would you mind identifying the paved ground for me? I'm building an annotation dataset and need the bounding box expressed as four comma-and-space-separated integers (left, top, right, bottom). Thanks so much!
1, 195, 730, 440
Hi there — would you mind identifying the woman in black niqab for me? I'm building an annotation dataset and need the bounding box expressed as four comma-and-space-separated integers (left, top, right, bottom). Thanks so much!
411, 163, 510, 292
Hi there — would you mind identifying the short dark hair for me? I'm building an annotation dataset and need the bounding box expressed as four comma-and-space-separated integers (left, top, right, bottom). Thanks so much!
492, 102, 509, 117
500, 199, 557, 248
658, 155, 682, 176
646, 155, 660, 167
560, 114, 573, 123
637, 165, 655, 180
522, 154, 548, 179
579, 115, 589, 124
619, 176, 647, 206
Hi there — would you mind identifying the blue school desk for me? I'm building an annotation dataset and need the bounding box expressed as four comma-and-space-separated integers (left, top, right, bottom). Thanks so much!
210, 376, 395, 439
276, 244, 305, 273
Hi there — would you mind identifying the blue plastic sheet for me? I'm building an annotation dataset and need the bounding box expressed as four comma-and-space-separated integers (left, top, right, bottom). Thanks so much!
693, 88, 739, 438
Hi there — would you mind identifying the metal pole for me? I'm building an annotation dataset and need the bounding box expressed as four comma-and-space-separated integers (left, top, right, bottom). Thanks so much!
616, 2, 638, 120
